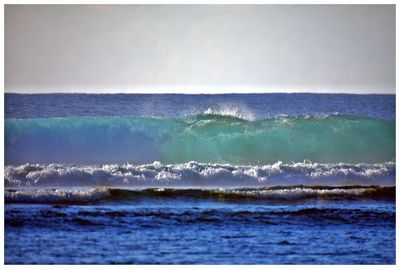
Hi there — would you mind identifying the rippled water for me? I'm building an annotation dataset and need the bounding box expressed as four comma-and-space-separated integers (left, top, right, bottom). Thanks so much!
5, 195, 395, 264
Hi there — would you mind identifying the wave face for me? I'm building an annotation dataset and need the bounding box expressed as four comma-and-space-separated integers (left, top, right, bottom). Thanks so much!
5, 161, 395, 189
5, 186, 395, 204
5, 114, 395, 165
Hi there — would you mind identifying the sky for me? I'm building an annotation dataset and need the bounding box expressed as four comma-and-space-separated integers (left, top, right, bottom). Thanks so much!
5, 5, 395, 94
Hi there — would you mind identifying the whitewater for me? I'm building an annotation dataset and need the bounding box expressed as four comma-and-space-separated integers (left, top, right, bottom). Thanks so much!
5, 161, 395, 189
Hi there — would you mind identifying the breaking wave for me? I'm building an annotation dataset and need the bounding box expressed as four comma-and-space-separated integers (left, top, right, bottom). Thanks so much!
5, 161, 395, 189
5, 114, 395, 164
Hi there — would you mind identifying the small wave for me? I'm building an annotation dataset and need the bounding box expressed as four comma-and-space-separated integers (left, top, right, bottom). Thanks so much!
5, 186, 395, 204
5, 161, 395, 189
5, 188, 109, 204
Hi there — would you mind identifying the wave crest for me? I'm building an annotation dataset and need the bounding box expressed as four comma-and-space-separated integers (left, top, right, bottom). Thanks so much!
203, 106, 255, 121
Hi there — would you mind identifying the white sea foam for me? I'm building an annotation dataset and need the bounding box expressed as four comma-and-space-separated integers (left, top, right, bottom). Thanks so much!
222, 187, 367, 200
203, 105, 255, 121
5, 188, 109, 203
5, 161, 395, 189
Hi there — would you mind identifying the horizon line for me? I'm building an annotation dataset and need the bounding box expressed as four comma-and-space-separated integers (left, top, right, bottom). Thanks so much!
4, 86, 395, 95
4, 91, 396, 95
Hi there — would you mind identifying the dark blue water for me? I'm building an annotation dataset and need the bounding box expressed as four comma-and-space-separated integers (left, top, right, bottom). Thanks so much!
5, 197, 395, 264
4, 93, 396, 264
5, 93, 395, 120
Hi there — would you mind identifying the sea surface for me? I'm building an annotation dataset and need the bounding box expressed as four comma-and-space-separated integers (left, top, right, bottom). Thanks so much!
4, 93, 396, 264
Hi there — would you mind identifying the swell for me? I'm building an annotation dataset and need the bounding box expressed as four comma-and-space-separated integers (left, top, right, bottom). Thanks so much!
5, 114, 395, 164
6, 205, 395, 230
5, 161, 395, 189
5, 186, 395, 204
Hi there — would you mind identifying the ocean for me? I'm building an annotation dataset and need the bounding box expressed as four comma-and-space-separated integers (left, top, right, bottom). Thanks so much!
4, 93, 396, 264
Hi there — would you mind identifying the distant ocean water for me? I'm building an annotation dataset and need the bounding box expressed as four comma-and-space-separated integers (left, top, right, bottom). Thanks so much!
5, 93, 396, 264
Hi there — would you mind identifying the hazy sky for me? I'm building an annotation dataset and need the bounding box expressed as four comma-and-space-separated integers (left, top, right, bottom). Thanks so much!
5, 5, 395, 94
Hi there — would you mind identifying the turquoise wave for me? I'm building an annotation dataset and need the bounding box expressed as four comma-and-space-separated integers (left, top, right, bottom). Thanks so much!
5, 114, 395, 164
